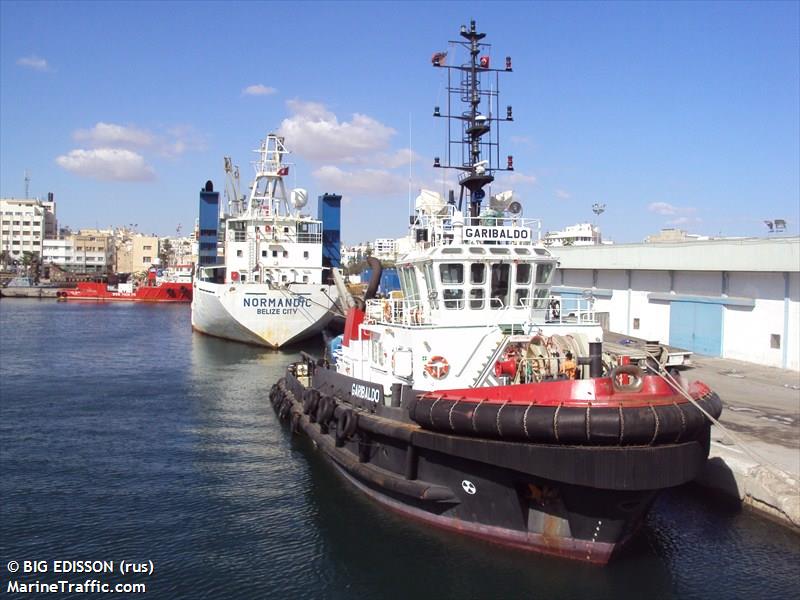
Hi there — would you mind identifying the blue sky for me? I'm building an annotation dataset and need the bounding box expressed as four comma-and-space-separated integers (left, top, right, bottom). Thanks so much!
1, 1, 798, 244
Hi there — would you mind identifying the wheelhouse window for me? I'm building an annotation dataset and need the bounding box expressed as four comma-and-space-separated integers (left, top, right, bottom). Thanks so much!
516, 263, 531, 284
439, 263, 463, 284
490, 264, 510, 309
469, 288, 484, 309
439, 263, 464, 310
443, 288, 464, 309
470, 263, 485, 284
536, 263, 554, 284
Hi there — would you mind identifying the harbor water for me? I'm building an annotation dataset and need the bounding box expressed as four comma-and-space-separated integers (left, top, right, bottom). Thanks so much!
1, 300, 798, 599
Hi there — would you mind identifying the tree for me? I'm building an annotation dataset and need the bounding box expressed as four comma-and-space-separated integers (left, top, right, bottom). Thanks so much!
159, 239, 173, 267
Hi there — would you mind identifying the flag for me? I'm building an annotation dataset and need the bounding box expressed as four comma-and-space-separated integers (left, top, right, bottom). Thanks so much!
278, 166, 289, 176
431, 51, 447, 66
480, 56, 490, 68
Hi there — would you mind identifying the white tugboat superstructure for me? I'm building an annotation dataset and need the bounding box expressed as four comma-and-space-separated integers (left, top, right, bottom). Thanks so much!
192, 134, 339, 347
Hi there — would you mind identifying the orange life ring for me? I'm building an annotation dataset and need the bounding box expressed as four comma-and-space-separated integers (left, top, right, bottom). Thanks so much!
382, 299, 391, 321
424, 355, 450, 379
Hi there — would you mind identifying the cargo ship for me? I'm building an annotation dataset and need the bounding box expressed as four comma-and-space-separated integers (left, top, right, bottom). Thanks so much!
269, 21, 722, 564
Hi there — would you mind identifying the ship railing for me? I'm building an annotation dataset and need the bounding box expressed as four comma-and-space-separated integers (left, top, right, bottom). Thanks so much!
519, 295, 598, 325
365, 297, 429, 326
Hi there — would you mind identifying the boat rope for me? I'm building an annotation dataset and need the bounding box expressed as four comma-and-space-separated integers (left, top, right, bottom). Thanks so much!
585, 404, 592, 442
448, 399, 459, 432
673, 402, 687, 443
496, 401, 508, 437
472, 400, 484, 433
643, 349, 778, 469
553, 403, 562, 442
648, 404, 660, 446
429, 395, 444, 428
522, 403, 533, 439
618, 404, 625, 445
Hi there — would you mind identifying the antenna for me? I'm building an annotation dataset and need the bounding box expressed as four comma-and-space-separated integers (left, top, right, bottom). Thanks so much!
24, 170, 30, 199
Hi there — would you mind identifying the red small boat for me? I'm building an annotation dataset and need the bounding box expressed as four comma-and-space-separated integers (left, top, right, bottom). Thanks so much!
59, 280, 192, 303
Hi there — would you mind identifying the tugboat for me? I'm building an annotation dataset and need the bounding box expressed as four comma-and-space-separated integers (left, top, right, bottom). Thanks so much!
192, 134, 340, 347
270, 22, 722, 564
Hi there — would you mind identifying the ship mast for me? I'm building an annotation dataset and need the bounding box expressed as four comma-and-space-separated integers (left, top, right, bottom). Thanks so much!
432, 20, 514, 220
246, 134, 291, 218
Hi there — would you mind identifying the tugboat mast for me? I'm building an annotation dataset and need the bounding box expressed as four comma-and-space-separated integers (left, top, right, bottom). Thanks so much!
432, 20, 514, 220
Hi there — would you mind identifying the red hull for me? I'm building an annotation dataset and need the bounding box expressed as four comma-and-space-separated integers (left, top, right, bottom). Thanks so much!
61, 282, 192, 302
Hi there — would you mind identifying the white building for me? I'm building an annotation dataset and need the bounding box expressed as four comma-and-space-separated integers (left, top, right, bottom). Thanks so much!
373, 238, 397, 260
543, 223, 604, 247
42, 230, 115, 273
551, 236, 800, 370
0, 198, 57, 262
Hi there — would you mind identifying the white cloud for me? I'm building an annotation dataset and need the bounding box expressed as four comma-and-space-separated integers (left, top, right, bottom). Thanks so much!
648, 202, 697, 216
494, 171, 537, 186
278, 100, 395, 162
242, 84, 277, 96
17, 55, 49, 71
55, 148, 156, 181
371, 148, 419, 168
555, 189, 571, 200
667, 216, 702, 226
70, 122, 205, 158
313, 165, 405, 196
74, 123, 154, 148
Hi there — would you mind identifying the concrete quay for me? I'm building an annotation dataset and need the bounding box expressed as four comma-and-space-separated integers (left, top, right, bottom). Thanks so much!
685, 355, 800, 530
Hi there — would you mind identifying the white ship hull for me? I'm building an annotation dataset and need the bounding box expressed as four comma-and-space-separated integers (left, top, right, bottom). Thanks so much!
192, 281, 338, 348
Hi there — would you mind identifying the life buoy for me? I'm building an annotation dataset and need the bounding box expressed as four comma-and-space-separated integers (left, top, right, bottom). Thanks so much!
424, 355, 450, 379
550, 298, 560, 319
382, 299, 391, 322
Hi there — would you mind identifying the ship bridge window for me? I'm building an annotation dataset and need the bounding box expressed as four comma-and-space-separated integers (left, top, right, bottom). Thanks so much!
490, 264, 510, 309
439, 263, 463, 284
469, 288, 484, 309
468, 247, 485, 254
533, 288, 549, 309
443, 288, 464, 309
399, 266, 420, 301
470, 263, 485, 284
441, 247, 462, 254
535, 263, 554, 284
422, 263, 437, 308
237, 250, 243, 257
489, 247, 510, 255
513, 248, 531, 255
516, 264, 531, 284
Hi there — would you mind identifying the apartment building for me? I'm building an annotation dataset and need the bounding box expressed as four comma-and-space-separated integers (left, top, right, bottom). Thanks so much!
0, 198, 57, 263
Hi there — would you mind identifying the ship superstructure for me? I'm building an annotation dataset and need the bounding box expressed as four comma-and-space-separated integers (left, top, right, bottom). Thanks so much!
191, 134, 339, 347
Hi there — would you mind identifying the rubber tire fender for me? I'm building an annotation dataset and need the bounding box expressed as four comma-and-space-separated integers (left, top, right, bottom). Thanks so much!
316, 395, 335, 424
336, 408, 358, 444
303, 389, 321, 416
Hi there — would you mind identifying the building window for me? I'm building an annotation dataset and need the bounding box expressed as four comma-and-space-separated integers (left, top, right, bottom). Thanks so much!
262, 250, 267, 257
142, 256, 151, 263
303, 251, 309, 259
771, 334, 781, 349
237, 250, 243, 257
143, 245, 152, 250
272, 250, 278, 257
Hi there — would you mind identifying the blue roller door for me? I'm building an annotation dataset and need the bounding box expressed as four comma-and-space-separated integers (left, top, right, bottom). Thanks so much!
669, 301, 723, 356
